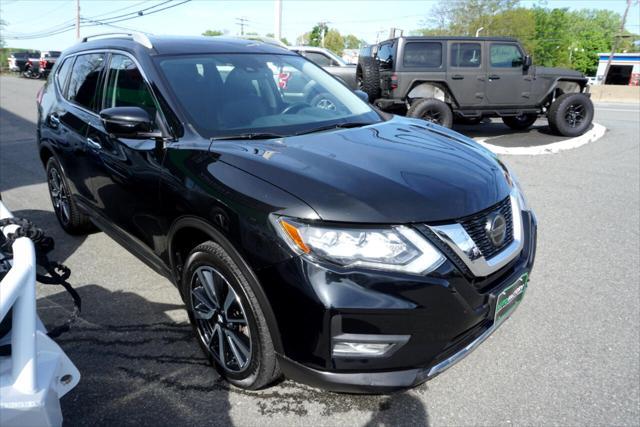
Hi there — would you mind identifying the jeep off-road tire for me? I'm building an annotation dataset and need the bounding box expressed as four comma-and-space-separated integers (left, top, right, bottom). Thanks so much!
46, 157, 93, 235
502, 113, 538, 131
357, 56, 380, 102
548, 92, 594, 137
407, 98, 453, 128
181, 241, 280, 390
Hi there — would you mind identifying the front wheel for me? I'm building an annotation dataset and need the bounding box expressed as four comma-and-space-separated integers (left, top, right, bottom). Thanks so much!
548, 93, 594, 137
181, 241, 280, 390
407, 98, 453, 128
502, 113, 538, 130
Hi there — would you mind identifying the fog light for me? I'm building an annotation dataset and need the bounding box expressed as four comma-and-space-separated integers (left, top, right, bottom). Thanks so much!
333, 342, 393, 357
331, 334, 410, 358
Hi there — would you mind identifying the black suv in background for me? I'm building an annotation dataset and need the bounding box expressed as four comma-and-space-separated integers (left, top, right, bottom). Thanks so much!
37, 33, 537, 392
357, 36, 594, 136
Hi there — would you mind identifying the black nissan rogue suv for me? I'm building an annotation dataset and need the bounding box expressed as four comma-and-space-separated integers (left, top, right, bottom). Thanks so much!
36, 33, 537, 393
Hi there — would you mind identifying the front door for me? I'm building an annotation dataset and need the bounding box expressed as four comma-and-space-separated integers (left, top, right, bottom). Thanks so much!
446, 41, 485, 107
85, 53, 166, 253
484, 42, 533, 106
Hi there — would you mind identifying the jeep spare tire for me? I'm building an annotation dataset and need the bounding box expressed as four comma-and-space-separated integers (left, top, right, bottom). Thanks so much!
548, 93, 594, 137
502, 113, 538, 130
407, 98, 453, 128
357, 56, 380, 102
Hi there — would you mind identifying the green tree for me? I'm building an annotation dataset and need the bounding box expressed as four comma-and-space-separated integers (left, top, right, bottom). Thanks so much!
202, 29, 224, 36
324, 29, 344, 55
0, 19, 6, 48
425, 0, 521, 35
344, 34, 364, 49
309, 22, 328, 47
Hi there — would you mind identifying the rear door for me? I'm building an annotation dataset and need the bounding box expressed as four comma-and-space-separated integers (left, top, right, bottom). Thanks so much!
377, 40, 396, 97
485, 42, 532, 105
55, 52, 106, 206
446, 41, 485, 107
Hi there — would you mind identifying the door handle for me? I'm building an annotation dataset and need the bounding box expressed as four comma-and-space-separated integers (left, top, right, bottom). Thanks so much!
49, 114, 60, 127
488, 75, 501, 80
86, 137, 102, 150
451, 74, 464, 80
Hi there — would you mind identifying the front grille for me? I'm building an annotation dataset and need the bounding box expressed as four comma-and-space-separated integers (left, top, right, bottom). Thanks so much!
459, 197, 513, 260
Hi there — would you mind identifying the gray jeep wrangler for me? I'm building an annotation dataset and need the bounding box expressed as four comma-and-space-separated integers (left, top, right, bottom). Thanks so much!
357, 36, 594, 137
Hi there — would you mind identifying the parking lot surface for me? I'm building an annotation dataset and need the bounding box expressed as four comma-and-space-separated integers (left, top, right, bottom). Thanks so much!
1, 75, 638, 426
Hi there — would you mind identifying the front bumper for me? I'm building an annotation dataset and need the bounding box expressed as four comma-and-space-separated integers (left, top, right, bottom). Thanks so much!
257, 211, 537, 393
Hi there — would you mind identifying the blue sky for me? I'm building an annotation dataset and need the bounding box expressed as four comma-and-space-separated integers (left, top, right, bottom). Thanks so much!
1, 0, 639, 51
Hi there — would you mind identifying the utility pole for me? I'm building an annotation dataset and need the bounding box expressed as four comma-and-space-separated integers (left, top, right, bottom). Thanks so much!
274, 0, 282, 41
236, 17, 248, 36
603, 0, 635, 83
75, 0, 80, 40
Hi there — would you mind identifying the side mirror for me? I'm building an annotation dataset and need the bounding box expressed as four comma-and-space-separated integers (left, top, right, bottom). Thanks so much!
99, 106, 159, 139
523, 55, 532, 70
354, 89, 369, 103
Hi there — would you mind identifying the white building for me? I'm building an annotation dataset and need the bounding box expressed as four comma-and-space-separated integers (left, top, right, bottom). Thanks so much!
596, 53, 640, 85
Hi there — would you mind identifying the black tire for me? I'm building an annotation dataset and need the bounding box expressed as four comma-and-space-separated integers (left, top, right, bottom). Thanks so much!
548, 93, 594, 137
502, 113, 538, 130
181, 241, 280, 390
407, 98, 453, 128
45, 157, 93, 235
357, 57, 380, 102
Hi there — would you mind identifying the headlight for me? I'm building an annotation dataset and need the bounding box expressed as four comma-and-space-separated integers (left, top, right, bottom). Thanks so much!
272, 216, 445, 274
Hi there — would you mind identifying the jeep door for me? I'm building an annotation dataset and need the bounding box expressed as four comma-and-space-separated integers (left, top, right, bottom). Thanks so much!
446, 41, 485, 107
377, 40, 396, 98
484, 42, 532, 105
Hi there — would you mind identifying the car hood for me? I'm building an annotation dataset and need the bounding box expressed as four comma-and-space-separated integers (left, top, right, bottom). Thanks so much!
535, 66, 584, 79
210, 116, 511, 223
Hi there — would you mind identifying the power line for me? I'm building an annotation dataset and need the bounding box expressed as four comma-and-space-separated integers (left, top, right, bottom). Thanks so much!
236, 17, 249, 36
5, 0, 191, 40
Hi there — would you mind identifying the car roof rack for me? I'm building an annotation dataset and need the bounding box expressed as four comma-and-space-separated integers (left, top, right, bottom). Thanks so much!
81, 32, 153, 49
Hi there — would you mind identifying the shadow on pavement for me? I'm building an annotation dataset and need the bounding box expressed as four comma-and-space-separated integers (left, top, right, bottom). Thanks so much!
40, 285, 232, 426
0, 107, 44, 194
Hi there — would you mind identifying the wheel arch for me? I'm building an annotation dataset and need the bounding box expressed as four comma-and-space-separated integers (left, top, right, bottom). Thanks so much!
540, 77, 589, 106
168, 215, 285, 354
405, 80, 459, 108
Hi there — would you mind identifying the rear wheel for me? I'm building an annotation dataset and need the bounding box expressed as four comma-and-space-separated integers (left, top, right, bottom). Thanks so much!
181, 241, 280, 390
502, 113, 538, 130
407, 98, 453, 128
46, 157, 92, 234
548, 92, 594, 137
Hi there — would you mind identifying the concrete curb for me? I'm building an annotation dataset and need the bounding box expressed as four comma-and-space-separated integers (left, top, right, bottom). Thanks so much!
475, 122, 607, 156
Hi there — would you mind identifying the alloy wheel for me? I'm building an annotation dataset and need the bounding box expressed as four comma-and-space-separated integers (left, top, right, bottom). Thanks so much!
422, 109, 443, 124
316, 98, 337, 111
564, 103, 585, 128
190, 266, 252, 372
48, 167, 70, 224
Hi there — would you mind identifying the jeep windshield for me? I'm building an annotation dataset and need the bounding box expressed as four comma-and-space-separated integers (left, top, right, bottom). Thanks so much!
156, 53, 381, 139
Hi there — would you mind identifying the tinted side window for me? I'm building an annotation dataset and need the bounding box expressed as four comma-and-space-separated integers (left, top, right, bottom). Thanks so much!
377, 42, 395, 70
450, 43, 481, 68
55, 57, 74, 94
305, 52, 334, 67
104, 54, 156, 117
67, 53, 105, 111
490, 44, 523, 68
403, 42, 442, 67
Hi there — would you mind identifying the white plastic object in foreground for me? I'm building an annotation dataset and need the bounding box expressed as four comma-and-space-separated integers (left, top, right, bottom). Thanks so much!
0, 201, 80, 427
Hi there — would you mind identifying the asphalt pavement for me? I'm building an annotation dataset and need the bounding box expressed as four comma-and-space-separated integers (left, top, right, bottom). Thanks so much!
1, 75, 638, 426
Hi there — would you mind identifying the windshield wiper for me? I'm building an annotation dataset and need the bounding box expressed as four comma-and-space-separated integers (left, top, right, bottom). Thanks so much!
210, 132, 285, 141
294, 122, 371, 136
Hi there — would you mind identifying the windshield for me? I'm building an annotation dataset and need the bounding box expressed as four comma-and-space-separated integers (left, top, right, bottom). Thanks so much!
155, 53, 380, 138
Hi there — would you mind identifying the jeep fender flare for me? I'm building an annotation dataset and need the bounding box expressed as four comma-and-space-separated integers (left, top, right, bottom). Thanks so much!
405, 81, 459, 108
540, 77, 588, 106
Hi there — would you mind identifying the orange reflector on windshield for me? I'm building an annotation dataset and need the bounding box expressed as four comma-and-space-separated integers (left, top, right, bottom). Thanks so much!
280, 219, 311, 254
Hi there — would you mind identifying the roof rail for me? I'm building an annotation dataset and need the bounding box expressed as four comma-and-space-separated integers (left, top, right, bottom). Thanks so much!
81, 32, 153, 49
